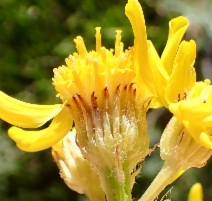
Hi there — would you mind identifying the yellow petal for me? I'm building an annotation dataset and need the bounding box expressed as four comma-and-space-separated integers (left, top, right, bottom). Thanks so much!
8, 107, 73, 152
183, 121, 212, 149
148, 41, 169, 107
168, 102, 182, 120
170, 99, 212, 126
0, 91, 62, 128
165, 40, 196, 104
149, 97, 164, 108
199, 132, 212, 149
125, 0, 155, 95
188, 183, 203, 201
161, 16, 189, 75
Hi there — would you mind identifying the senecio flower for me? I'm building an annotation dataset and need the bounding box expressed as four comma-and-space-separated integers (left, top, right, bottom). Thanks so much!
1, 0, 152, 153
147, 5, 212, 150
138, 3, 212, 200
0, 0, 155, 200
151, 37, 212, 149
0, 0, 210, 200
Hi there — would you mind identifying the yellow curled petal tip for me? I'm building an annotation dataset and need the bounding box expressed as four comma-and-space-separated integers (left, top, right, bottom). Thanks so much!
125, 0, 155, 95
199, 132, 212, 149
148, 40, 169, 107
165, 40, 196, 104
162, 16, 189, 75
0, 91, 62, 128
172, 98, 212, 126
8, 107, 73, 152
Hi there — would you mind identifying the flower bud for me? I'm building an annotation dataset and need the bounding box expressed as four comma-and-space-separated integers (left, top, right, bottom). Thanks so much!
52, 128, 105, 201
161, 116, 212, 169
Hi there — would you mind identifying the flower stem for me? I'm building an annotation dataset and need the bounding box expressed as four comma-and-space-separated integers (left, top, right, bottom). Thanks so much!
98, 167, 131, 201
139, 161, 182, 201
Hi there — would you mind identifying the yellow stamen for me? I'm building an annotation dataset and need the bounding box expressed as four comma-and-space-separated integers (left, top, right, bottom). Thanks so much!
115, 30, 123, 58
74, 36, 87, 59
53, 28, 139, 107
95, 27, 101, 53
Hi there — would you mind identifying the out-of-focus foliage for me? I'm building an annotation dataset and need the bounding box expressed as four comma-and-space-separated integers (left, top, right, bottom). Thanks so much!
0, 0, 212, 200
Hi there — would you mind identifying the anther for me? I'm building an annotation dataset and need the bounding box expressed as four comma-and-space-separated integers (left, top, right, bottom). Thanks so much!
177, 94, 181, 102
183, 92, 187, 100
91, 92, 98, 110
65, 104, 71, 108
133, 89, 136, 96
103, 87, 109, 98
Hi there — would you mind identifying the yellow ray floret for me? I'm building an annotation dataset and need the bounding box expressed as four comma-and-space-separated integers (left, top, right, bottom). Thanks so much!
170, 98, 212, 126
165, 40, 196, 104
125, 0, 155, 95
169, 80, 212, 148
161, 16, 189, 75
0, 91, 62, 128
148, 16, 193, 108
148, 41, 169, 107
8, 107, 73, 152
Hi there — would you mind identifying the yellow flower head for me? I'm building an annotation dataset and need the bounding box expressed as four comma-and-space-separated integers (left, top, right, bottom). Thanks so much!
0, 0, 153, 154
53, 28, 148, 109
51, 2, 155, 198
148, 9, 212, 149
0, 5, 155, 196
137, 15, 212, 200
148, 16, 196, 108
160, 116, 212, 169
0, 1, 163, 199
0, 0, 203, 200
170, 80, 212, 149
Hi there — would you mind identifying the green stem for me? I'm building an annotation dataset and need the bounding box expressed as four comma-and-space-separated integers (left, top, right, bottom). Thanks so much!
98, 167, 131, 201
139, 161, 182, 201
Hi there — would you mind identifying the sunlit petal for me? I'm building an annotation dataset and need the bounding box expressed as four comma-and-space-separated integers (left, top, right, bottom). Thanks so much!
125, 0, 155, 95
165, 40, 196, 103
170, 98, 212, 126
149, 97, 164, 108
148, 41, 169, 107
161, 16, 189, 75
0, 91, 62, 128
8, 107, 73, 152
183, 121, 212, 149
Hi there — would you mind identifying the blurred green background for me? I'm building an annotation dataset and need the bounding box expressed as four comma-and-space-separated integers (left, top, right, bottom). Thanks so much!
0, 0, 212, 200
